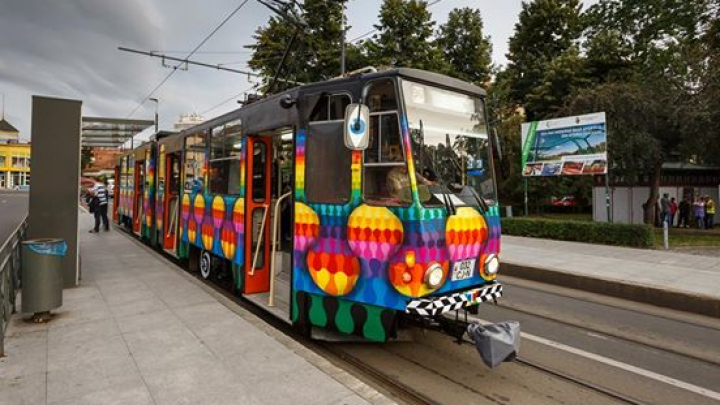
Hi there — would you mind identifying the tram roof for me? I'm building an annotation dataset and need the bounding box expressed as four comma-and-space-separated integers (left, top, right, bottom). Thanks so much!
173, 68, 485, 139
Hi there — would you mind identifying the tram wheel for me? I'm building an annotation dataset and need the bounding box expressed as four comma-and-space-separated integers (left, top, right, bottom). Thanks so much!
199, 250, 213, 280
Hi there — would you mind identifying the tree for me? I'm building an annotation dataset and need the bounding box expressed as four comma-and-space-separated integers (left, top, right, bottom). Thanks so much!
578, 0, 714, 223
247, 0, 368, 92
505, 0, 584, 119
363, 0, 445, 71
562, 82, 682, 224
436, 7, 492, 86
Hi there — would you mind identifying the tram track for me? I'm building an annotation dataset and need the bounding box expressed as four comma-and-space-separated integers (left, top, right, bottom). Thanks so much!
115, 225, 717, 405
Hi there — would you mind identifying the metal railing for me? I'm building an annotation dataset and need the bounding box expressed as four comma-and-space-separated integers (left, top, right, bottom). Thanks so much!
0, 215, 28, 357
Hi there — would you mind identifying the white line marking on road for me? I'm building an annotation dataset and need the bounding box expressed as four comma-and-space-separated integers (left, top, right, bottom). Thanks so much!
471, 316, 720, 401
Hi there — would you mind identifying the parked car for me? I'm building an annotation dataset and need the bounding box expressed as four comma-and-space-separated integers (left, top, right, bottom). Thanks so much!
13, 185, 30, 191
550, 196, 578, 207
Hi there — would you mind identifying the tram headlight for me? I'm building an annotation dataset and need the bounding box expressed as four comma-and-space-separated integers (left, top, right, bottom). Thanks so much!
483, 255, 499, 280
424, 263, 445, 289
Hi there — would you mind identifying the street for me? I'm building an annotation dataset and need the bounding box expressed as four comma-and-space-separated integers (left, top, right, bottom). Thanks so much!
0, 190, 28, 242
331, 276, 720, 405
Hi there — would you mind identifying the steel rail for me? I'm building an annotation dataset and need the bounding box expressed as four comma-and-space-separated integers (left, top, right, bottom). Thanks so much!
0, 214, 28, 357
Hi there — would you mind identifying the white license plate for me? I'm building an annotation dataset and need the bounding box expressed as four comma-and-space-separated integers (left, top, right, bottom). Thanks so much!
451, 259, 476, 281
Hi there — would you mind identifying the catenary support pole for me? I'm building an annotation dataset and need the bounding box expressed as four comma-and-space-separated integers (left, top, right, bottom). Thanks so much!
524, 177, 528, 217
605, 174, 612, 223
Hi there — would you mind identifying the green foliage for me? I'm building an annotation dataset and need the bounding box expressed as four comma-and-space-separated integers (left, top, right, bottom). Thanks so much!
363, 0, 444, 71
436, 7, 492, 86
247, 0, 368, 92
501, 217, 655, 248
505, 0, 584, 119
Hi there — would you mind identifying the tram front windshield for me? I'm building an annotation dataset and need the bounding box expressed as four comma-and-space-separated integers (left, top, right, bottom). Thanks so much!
402, 80, 497, 207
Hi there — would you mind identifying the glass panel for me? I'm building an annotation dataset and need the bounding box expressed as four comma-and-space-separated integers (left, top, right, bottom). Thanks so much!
184, 133, 207, 193
329, 94, 351, 121
252, 142, 266, 203
209, 120, 242, 195
402, 80, 496, 206
366, 80, 397, 112
305, 122, 351, 204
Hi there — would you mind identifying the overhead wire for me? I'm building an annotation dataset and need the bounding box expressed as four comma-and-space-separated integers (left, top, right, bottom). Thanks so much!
125, 0, 252, 119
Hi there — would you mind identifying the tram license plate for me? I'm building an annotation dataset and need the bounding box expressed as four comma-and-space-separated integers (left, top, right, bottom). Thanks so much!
451, 259, 476, 281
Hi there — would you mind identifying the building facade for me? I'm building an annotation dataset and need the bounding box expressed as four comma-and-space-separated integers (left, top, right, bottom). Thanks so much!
0, 142, 31, 189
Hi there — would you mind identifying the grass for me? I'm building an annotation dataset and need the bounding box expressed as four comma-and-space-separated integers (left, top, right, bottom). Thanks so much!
653, 228, 720, 248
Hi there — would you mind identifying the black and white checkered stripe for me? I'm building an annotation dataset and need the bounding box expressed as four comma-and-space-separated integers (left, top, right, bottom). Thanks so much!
405, 283, 503, 317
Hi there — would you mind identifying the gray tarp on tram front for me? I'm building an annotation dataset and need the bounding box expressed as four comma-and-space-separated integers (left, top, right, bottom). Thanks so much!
467, 321, 521, 368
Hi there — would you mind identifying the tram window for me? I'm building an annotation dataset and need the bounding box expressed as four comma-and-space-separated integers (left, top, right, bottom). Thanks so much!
305, 121, 351, 204
209, 121, 243, 195
363, 115, 410, 205
363, 80, 409, 205
252, 142, 267, 202
184, 132, 207, 193
366, 80, 398, 112
310, 94, 351, 122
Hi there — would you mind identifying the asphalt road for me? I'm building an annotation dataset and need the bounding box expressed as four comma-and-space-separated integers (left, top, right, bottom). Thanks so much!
0, 190, 28, 243
329, 276, 720, 405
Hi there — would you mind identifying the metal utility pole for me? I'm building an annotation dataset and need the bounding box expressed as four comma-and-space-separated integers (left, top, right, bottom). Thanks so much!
149, 98, 159, 133
340, 3, 346, 76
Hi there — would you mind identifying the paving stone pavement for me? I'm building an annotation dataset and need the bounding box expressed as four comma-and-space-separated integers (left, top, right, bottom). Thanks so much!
0, 211, 395, 405
501, 235, 720, 299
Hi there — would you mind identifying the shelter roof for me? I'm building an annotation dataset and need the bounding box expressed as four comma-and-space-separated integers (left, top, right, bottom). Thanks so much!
81, 116, 154, 148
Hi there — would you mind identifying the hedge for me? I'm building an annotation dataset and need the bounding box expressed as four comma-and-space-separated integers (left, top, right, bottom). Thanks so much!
500, 217, 655, 248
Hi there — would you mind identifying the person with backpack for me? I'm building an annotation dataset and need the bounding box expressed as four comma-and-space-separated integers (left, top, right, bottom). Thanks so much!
88, 176, 110, 233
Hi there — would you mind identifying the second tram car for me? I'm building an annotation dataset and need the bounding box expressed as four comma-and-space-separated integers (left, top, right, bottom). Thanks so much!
115, 68, 504, 342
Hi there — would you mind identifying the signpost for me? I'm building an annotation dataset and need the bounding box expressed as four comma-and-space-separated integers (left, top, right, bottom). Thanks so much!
521, 112, 611, 221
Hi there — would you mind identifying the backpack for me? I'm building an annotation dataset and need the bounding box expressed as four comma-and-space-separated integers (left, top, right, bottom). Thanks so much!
87, 194, 99, 213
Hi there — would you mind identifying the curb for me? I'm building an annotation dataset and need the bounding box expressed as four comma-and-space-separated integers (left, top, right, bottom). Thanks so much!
502, 262, 720, 319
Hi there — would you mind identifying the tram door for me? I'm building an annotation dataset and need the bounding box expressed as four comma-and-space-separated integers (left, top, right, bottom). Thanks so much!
163, 153, 181, 252
244, 136, 272, 294
133, 160, 145, 235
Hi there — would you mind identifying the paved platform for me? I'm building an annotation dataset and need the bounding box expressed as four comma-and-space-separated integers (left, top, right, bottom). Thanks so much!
0, 211, 393, 405
501, 235, 720, 316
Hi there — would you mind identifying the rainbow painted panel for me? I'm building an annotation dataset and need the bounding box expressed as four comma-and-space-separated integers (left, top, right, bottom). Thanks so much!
179, 138, 247, 266
143, 151, 155, 231
181, 192, 246, 266
293, 117, 502, 312
155, 149, 165, 232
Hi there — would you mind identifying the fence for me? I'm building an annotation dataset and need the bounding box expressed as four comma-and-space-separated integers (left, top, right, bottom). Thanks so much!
0, 215, 28, 357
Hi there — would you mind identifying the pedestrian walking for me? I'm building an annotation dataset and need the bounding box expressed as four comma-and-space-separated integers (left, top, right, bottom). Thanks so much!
693, 197, 705, 229
678, 198, 691, 228
706, 195, 716, 229
89, 176, 110, 233
669, 197, 678, 227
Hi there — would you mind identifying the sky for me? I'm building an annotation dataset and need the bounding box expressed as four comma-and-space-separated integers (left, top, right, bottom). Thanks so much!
0, 0, 598, 143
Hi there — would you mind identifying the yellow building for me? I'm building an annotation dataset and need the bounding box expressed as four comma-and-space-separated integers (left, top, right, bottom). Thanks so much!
0, 118, 30, 189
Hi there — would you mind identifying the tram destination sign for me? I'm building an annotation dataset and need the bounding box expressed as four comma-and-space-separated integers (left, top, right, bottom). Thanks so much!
521, 112, 607, 177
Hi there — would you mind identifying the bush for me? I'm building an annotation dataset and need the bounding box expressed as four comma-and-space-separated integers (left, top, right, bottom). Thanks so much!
501, 218, 655, 248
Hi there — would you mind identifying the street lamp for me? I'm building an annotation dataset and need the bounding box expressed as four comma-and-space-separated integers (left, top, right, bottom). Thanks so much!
149, 98, 159, 133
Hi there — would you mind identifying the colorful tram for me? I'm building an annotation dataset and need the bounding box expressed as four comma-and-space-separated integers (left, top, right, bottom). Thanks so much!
115, 68, 504, 342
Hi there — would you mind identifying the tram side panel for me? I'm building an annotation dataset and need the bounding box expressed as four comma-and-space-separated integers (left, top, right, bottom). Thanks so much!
177, 131, 246, 293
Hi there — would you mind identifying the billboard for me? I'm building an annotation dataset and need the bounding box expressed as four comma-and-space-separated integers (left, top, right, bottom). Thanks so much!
521, 112, 607, 177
